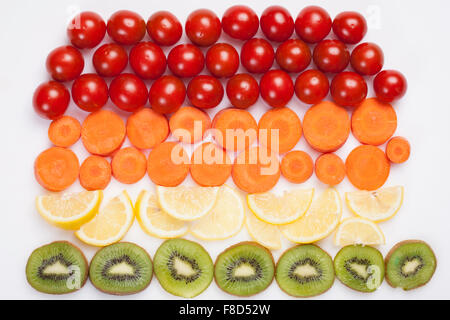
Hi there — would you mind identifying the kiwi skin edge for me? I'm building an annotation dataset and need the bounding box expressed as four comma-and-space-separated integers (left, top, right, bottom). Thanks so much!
385, 240, 437, 291
214, 241, 275, 297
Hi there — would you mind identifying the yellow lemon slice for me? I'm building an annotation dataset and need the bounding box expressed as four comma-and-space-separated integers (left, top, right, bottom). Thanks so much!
246, 211, 282, 250
334, 217, 385, 246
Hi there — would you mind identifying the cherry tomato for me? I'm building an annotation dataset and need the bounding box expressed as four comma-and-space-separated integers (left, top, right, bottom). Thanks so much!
260, 6, 294, 42
222, 5, 259, 41
46, 46, 84, 82
146, 11, 182, 46
206, 43, 239, 78
332, 11, 367, 44
241, 38, 274, 74
107, 10, 146, 45
129, 42, 166, 80
260, 70, 294, 108
373, 70, 407, 103
187, 75, 224, 109
294, 69, 329, 104
276, 39, 311, 73
313, 40, 350, 73
67, 11, 106, 49
295, 6, 332, 44
33, 81, 70, 120
167, 44, 205, 78
71, 74, 109, 112
351, 42, 384, 76
330, 72, 367, 107
93, 43, 128, 77
149, 75, 186, 114
109, 73, 148, 112
186, 9, 221, 47
226, 74, 259, 109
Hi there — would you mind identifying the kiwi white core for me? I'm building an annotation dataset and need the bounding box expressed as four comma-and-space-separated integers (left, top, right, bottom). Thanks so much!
349, 262, 369, 279
402, 259, 422, 274
109, 261, 135, 275
42, 261, 70, 275
174, 257, 197, 277
294, 263, 319, 277
233, 264, 256, 277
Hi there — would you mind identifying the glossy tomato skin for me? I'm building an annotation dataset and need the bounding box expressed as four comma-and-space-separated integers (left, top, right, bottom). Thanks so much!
260, 6, 294, 42
241, 38, 275, 74
260, 70, 294, 108
294, 69, 329, 104
93, 43, 128, 77
313, 40, 350, 73
373, 70, 407, 103
226, 74, 259, 109
149, 75, 186, 114
107, 10, 146, 45
351, 42, 384, 76
167, 44, 205, 78
33, 81, 70, 120
147, 11, 182, 46
109, 74, 148, 112
332, 11, 367, 44
187, 75, 224, 109
295, 6, 332, 43
222, 5, 259, 40
206, 43, 239, 78
330, 71, 367, 107
276, 39, 311, 73
186, 9, 221, 47
46, 46, 84, 82
67, 11, 106, 49
71, 74, 109, 112
129, 42, 166, 80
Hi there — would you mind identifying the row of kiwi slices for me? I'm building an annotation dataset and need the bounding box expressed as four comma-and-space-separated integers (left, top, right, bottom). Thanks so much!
26, 239, 436, 297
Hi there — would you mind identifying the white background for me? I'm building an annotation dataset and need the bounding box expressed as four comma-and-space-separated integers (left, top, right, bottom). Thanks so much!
0, 0, 449, 300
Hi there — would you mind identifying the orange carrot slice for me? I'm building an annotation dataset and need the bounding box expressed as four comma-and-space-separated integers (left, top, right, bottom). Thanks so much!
315, 153, 346, 186
79, 155, 111, 190
169, 106, 211, 144
48, 116, 81, 148
281, 150, 313, 184
127, 108, 169, 149
386, 136, 410, 164
111, 147, 147, 184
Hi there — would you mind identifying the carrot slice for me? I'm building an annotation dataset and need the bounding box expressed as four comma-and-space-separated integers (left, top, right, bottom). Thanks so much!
315, 153, 346, 186
258, 107, 302, 154
169, 106, 211, 144
232, 146, 280, 194
147, 141, 190, 187
112, 147, 147, 184
81, 110, 126, 156
79, 155, 111, 190
48, 116, 81, 148
351, 98, 397, 146
281, 150, 313, 184
127, 108, 169, 149
386, 136, 410, 164
212, 108, 258, 152
34, 147, 79, 191
346, 145, 390, 191
303, 101, 350, 153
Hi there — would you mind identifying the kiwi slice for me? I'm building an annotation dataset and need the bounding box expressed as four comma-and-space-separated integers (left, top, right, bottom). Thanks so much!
214, 242, 274, 297
89, 242, 153, 295
385, 240, 436, 291
276, 244, 334, 297
154, 238, 213, 298
334, 245, 384, 292
26, 241, 88, 294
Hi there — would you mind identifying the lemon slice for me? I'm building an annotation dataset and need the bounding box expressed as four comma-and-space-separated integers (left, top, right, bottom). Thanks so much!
346, 186, 404, 222
281, 188, 342, 243
334, 217, 385, 246
246, 211, 282, 250
36, 190, 102, 230
190, 186, 244, 240
247, 189, 314, 225
75, 191, 134, 247
136, 190, 187, 239
156, 186, 219, 221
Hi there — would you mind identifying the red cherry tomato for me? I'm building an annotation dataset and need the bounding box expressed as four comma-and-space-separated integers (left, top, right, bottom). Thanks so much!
373, 70, 407, 103
330, 71, 367, 107
222, 5, 259, 41
149, 75, 186, 114
332, 11, 367, 44
67, 11, 106, 49
313, 40, 350, 73
351, 42, 384, 76
295, 6, 332, 43
109, 73, 148, 112
260, 6, 294, 42
187, 75, 224, 109
46, 46, 84, 82
241, 38, 274, 74
129, 42, 166, 80
185, 9, 221, 47
71, 74, 109, 112
146, 11, 182, 46
33, 81, 70, 120
260, 70, 294, 108
294, 69, 329, 104
107, 10, 146, 45
226, 73, 259, 109
206, 43, 239, 78
276, 39, 311, 73
93, 43, 128, 77
167, 44, 205, 78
